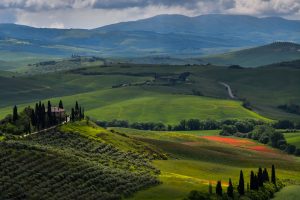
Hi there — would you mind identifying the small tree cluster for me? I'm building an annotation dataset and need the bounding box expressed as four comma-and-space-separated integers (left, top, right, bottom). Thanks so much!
70, 101, 85, 122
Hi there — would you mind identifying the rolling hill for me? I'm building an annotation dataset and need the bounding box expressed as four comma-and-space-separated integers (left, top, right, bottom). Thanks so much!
0, 121, 162, 199
1, 14, 300, 70
1, 62, 300, 122
202, 42, 300, 67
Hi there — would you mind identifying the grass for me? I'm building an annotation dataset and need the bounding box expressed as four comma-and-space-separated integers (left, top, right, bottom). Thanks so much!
1, 63, 300, 121
115, 128, 300, 200
284, 132, 300, 148
0, 87, 269, 124
273, 185, 300, 200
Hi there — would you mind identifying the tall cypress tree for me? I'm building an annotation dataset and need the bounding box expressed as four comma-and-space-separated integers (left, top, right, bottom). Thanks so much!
216, 181, 222, 196
79, 107, 82, 120
59, 100, 64, 109
258, 167, 263, 187
82, 108, 85, 120
271, 164, 276, 185
263, 168, 269, 182
13, 105, 18, 122
227, 178, 234, 198
71, 108, 75, 122
254, 175, 259, 190
30, 109, 36, 127
250, 171, 255, 190
41, 103, 46, 129
238, 170, 245, 195
47, 101, 52, 127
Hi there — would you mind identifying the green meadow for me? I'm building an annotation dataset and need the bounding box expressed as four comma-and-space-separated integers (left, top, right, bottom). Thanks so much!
0, 87, 269, 124
1, 63, 299, 122
284, 132, 300, 148
114, 128, 300, 200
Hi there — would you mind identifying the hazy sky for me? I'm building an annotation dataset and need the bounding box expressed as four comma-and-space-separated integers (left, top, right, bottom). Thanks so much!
0, 0, 299, 29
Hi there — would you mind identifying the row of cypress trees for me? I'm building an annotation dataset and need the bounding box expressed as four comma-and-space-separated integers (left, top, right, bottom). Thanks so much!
31, 100, 65, 130
213, 165, 276, 197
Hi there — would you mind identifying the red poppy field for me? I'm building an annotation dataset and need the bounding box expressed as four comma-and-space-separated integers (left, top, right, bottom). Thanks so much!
201, 135, 276, 153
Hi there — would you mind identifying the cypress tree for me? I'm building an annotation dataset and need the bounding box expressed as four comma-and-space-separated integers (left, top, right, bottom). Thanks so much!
71, 108, 75, 122
227, 178, 234, 198
82, 108, 85, 119
271, 164, 276, 185
263, 168, 269, 182
79, 107, 82, 120
254, 175, 259, 190
59, 100, 64, 109
13, 105, 18, 122
41, 104, 46, 129
216, 181, 222, 196
250, 171, 255, 190
75, 101, 79, 112
30, 109, 36, 127
258, 167, 263, 187
238, 170, 245, 195
47, 101, 52, 127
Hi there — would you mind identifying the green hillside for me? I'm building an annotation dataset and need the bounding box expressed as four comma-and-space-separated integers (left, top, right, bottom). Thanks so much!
284, 132, 300, 148
0, 87, 269, 124
1, 63, 300, 122
109, 128, 300, 200
202, 42, 300, 67
0, 121, 162, 199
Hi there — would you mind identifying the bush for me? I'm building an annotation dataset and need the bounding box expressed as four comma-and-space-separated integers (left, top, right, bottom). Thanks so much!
274, 120, 295, 129
285, 144, 296, 154
184, 190, 211, 200
220, 125, 238, 135
294, 148, 300, 156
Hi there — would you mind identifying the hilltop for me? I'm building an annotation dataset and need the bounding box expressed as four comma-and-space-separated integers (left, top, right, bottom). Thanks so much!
202, 42, 300, 67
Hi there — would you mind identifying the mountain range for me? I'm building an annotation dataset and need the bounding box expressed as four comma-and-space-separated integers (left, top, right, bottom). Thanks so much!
0, 14, 300, 69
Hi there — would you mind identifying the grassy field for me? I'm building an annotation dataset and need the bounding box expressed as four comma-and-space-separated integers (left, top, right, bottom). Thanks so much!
109, 128, 300, 200
0, 87, 269, 124
273, 185, 300, 200
284, 132, 300, 148
0, 63, 299, 122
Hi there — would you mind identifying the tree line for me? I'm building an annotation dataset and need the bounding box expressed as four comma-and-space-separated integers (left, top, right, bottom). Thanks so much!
186, 165, 283, 200
95, 119, 266, 132
95, 118, 300, 132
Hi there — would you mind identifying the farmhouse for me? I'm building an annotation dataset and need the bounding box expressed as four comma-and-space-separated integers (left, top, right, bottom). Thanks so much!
50, 107, 66, 118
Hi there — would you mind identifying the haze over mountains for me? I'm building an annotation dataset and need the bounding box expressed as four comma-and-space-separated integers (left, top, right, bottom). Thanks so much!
0, 14, 300, 69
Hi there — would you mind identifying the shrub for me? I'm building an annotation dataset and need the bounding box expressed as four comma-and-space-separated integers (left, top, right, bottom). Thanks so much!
185, 190, 211, 200
294, 148, 300, 156
285, 144, 296, 154
220, 125, 238, 135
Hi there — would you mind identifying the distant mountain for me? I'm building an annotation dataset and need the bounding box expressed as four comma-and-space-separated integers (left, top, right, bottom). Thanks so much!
97, 14, 300, 35
201, 42, 300, 67
1, 14, 300, 70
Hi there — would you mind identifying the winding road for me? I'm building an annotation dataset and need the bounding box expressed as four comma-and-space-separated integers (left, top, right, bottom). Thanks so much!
219, 82, 236, 99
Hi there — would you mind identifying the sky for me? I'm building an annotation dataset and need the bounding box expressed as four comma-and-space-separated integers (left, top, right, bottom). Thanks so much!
0, 0, 299, 29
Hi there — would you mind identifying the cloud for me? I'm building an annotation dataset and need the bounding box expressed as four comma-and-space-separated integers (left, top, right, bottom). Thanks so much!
15, 5, 195, 28
1, 0, 300, 28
